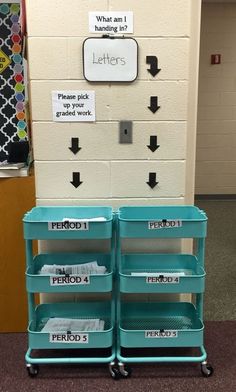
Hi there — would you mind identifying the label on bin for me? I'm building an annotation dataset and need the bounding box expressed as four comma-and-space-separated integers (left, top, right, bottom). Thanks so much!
148, 220, 182, 230
48, 221, 89, 231
145, 330, 178, 338
49, 333, 89, 343
146, 275, 180, 284
50, 275, 90, 286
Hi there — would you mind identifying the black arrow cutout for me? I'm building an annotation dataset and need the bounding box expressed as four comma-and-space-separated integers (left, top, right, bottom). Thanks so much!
147, 136, 160, 152
69, 138, 81, 155
146, 56, 161, 77
70, 172, 83, 188
146, 172, 158, 189
148, 96, 160, 113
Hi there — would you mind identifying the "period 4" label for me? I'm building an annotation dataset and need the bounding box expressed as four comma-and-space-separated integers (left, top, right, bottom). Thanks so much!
50, 275, 90, 286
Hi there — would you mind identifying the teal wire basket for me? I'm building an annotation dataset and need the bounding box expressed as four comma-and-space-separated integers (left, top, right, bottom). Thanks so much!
119, 302, 204, 348
23, 206, 113, 239
26, 253, 113, 293
119, 254, 205, 293
28, 302, 114, 349
118, 206, 207, 238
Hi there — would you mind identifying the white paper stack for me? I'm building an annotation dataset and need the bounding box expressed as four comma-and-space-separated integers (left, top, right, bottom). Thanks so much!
63, 217, 106, 222
131, 272, 185, 276
39, 261, 107, 275
41, 317, 105, 332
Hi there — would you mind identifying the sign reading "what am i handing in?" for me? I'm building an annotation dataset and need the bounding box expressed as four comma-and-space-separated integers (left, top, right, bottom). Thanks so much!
83, 37, 138, 82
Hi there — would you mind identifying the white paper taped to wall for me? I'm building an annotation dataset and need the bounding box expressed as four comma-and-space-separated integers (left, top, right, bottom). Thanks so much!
89, 11, 133, 34
52, 91, 95, 122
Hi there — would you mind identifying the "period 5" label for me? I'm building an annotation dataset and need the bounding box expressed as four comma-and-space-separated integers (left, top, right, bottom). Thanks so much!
145, 330, 178, 338
49, 333, 89, 343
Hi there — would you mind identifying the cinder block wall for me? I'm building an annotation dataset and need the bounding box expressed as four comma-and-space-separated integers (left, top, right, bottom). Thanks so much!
25, 0, 201, 302
25, 0, 201, 208
196, 2, 236, 195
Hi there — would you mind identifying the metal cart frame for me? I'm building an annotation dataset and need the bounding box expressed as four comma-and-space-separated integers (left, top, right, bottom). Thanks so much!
23, 207, 117, 378
115, 206, 213, 378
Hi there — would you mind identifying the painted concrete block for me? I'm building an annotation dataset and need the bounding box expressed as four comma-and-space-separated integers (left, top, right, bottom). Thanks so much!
30, 81, 187, 121
27, 37, 189, 81
109, 0, 191, 37
26, 0, 190, 37
35, 161, 111, 198
26, 0, 108, 37
111, 161, 185, 197
32, 121, 187, 161
37, 197, 185, 208
139, 38, 189, 81
27, 38, 68, 80
110, 82, 188, 120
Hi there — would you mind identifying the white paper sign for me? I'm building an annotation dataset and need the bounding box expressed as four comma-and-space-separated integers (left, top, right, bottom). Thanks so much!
148, 220, 182, 230
83, 37, 138, 82
145, 330, 178, 339
146, 275, 180, 284
50, 333, 89, 344
89, 11, 133, 34
52, 91, 95, 122
48, 221, 89, 231
50, 275, 90, 286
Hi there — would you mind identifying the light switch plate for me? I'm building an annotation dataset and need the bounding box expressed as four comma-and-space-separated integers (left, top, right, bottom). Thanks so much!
119, 121, 133, 144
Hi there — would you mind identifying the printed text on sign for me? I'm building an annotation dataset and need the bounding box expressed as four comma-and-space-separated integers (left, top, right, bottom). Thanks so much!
48, 221, 89, 231
148, 220, 182, 230
50, 333, 89, 343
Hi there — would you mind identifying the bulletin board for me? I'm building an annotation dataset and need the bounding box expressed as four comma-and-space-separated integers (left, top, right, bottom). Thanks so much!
0, 1, 27, 162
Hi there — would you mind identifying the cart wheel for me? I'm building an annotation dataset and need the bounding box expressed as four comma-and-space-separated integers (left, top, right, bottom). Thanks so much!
26, 364, 39, 378
201, 363, 213, 377
120, 365, 132, 378
118, 362, 132, 378
109, 367, 120, 380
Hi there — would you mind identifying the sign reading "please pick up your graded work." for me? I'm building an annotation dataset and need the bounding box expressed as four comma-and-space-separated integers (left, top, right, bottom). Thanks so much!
52, 91, 95, 122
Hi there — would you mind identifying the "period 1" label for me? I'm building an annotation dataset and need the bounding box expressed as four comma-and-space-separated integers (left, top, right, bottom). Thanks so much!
148, 220, 182, 230
48, 221, 89, 231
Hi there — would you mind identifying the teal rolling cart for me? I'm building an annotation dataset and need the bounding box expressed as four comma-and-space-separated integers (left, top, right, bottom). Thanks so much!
23, 206, 117, 378
116, 206, 213, 378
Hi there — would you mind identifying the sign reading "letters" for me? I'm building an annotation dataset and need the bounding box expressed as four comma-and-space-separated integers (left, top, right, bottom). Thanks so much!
89, 11, 133, 34
52, 91, 95, 122
83, 37, 138, 82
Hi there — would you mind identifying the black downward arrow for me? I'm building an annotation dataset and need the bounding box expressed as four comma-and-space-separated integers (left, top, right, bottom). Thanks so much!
146, 172, 158, 189
147, 136, 160, 152
69, 138, 81, 154
146, 56, 161, 77
148, 96, 160, 113
70, 172, 83, 188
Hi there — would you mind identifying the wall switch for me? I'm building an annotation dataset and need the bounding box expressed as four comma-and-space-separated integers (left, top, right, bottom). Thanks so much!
119, 121, 133, 143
